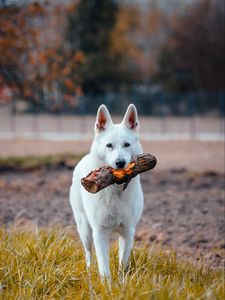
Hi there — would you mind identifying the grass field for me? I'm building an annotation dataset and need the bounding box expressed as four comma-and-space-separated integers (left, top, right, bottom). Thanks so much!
0, 227, 224, 300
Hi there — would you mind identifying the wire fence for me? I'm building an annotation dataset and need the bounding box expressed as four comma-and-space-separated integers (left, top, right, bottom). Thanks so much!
70, 91, 225, 117
0, 92, 224, 141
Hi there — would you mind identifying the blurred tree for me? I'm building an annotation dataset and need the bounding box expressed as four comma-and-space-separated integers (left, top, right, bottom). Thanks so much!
155, 0, 225, 92
67, 0, 136, 94
0, 4, 41, 103
139, 3, 170, 83
110, 5, 143, 82
0, 2, 83, 111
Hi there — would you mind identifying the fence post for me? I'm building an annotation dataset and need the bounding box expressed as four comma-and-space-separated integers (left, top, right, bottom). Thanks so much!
32, 106, 39, 138
79, 95, 87, 136
218, 92, 225, 135
56, 111, 63, 136
10, 101, 16, 137
188, 92, 196, 139
160, 93, 167, 135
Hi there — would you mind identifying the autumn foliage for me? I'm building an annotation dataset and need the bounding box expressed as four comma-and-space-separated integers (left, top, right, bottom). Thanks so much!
0, 1, 83, 111
0, 0, 224, 111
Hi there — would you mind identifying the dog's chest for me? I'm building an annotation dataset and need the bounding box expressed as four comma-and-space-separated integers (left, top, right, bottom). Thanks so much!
96, 185, 131, 230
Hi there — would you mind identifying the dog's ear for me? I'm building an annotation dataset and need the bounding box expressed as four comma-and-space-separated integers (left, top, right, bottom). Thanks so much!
122, 104, 139, 131
95, 105, 112, 133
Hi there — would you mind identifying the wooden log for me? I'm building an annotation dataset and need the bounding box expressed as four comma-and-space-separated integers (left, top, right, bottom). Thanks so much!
81, 153, 157, 194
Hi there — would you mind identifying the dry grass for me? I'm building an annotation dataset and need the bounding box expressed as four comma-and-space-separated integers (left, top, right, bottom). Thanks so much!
0, 227, 224, 299
0, 154, 83, 171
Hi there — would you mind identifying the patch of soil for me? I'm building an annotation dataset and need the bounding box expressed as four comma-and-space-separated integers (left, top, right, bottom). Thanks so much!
0, 167, 224, 269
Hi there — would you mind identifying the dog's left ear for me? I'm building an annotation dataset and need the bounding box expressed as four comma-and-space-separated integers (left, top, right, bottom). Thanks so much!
122, 104, 139, 130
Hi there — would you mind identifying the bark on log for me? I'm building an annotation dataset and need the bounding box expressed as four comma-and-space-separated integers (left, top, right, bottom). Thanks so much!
81, 153, 157, 194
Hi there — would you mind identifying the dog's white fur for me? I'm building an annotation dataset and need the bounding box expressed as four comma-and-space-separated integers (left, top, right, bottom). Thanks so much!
70, 104, 144, 279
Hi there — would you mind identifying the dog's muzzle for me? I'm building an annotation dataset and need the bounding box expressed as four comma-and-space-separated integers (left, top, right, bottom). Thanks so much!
115, 159, 126, 169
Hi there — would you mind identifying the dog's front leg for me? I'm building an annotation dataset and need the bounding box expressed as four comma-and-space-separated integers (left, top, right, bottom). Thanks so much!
93, 229, 110, 280
119, 228, 135, 274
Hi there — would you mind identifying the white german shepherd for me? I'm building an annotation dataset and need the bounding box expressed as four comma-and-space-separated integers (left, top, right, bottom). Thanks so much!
70, 104, 143, 280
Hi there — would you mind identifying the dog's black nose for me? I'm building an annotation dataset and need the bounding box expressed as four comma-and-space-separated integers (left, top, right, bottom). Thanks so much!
116, 159, 126, 169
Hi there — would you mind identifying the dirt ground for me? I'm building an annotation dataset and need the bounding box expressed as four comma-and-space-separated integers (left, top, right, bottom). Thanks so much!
0, 164, 224, 269
0, 140, 224, 269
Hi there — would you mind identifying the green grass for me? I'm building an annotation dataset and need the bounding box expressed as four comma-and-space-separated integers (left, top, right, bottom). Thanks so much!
0, 228, 224, 299
0, 154, 83, 171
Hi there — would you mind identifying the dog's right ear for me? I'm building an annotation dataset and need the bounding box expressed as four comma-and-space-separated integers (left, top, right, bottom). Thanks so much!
95, 105, 113, 133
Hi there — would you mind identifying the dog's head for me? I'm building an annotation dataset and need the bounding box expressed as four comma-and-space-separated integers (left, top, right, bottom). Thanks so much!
91, 104, 143, 169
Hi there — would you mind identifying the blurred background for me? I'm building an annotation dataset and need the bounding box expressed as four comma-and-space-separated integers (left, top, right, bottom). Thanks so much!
0, 0, 224, 269
0, 0, 224, 140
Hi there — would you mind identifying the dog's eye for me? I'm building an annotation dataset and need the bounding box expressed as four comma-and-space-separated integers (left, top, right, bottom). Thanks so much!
106, 143, 113, 148
124, 142, 130, 147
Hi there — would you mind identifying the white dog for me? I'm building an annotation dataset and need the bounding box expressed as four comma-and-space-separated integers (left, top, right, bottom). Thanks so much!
70, 104, 144, 280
